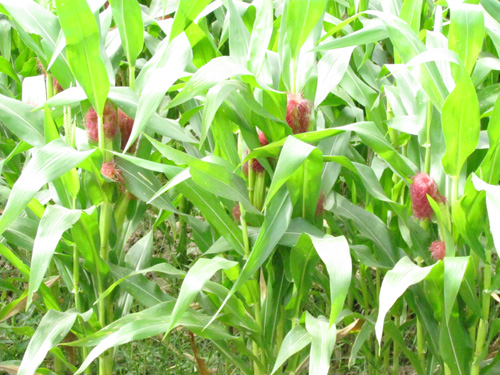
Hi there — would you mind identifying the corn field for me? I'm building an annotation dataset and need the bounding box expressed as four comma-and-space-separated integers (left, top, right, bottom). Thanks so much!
0, 0, 499, 374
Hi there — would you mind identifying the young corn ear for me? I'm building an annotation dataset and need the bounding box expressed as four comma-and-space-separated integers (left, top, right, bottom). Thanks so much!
429, 240, 446, 260
409, 173, 445, 220
286, 93, 312, 134
101, 160, 123, 183
118, 109, 136, 151
85, 102, 118, 142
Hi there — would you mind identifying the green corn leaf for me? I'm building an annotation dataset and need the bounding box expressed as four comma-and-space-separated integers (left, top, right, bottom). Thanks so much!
265, 136, 319, 207
441, 74, 480, 177
0, 55, 20, 85
189, 159, 259, 214
448, 4, 484, 76
443, 257, 470, 323
472, 175, 500, 252
206, 186, 292, 328
310, 235, 351, 325
55, 0, 109, 116
116, 158, 177, 213
367, 10, 448, 110
27, 205, 83, 307
313, 21, 388, 52
18, 309, 81, 375
73, 302, 232, 374
271, 324, 311, 374
247, 0, 273, 75
288, 234, 318, 315
108, 0, 144, 72
0, 0, 73, 87
108, 87, 197, 143
109, 264, 173, 308
439, 315, 473, 375
0, 140, 94, 236
285, 0, 326, 59
315, 47, 354, 106
201, 80, 245, 145
222, 0, 250, 65
0, 94, 44, 147
170, 0, 211, 42
375, 257, 437, 343
167, 56, 250, 109
125, 34, 191, 151
165, 257, 238, 335
399, 0, 423, 33
306, 313, 336, 375
330, 193, 398, 266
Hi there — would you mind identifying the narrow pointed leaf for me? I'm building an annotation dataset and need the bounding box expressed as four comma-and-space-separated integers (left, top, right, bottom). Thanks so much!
207, 186, 292, 327
55, 0, 109, 115
441, 75, 480, 177
375, 257, 437, 343
167, 56, 250, 109
310, 235, 351, 325
28, 206, 82, 307
18, 309, 79, 375
444, 257, 470, 323
125, 34, 191, 151
306, 313, 336, 375
265, 136, 318, 207
271, 324, 311, 374
448, 4, 484, 76
108, 0, 143, 70
285, 0, 326, 59
165, 257, 237, 335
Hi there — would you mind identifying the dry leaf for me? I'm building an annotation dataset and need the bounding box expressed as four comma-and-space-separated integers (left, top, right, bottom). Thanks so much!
0, 276, 60, 322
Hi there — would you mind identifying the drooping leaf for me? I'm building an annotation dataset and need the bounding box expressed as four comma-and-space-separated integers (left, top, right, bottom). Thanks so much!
310, 235, 351, 325
0, 94, 44, 147
375, 257, 437, 343
206, 186, 293, 327
165, 257, 238, 335
0, 140, 94, 236
264, 136, 319, 207
28, 206, 83, 307
167, 56, 250, 108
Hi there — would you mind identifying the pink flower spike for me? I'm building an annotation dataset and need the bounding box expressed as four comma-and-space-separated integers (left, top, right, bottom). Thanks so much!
232, 204, 241, 222
101, 161, 123, 183
258, 131, 268, 146
315, 192, 326, 217
85, 102, 118, 143
409, 172, 445, 220
429, 240, 446, 261
286, 93, 312, 134
118, 109, 136, 151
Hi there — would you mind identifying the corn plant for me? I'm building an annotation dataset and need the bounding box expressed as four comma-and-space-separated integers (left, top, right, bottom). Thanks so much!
1, 0, 500, 374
